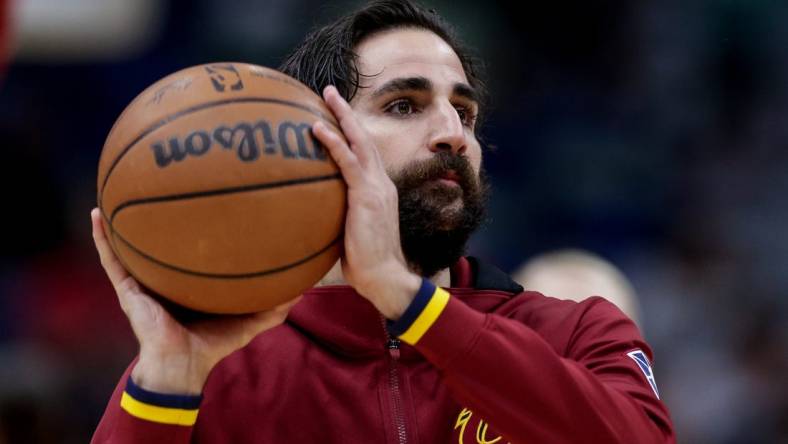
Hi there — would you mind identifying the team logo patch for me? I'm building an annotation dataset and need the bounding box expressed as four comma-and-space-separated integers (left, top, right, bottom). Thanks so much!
627, 349, 660, 399
453, 408, 509, 444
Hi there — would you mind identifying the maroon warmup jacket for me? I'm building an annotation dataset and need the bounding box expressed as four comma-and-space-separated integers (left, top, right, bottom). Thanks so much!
92, 257, 675, 443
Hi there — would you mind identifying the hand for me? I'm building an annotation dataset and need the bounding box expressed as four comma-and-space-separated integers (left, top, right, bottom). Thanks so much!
91, 208, 299, 394
312, 86, 421, 320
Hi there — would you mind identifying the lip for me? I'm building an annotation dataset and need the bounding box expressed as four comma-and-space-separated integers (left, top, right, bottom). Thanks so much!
436, 178, 460, 187
440, 170, 460, 183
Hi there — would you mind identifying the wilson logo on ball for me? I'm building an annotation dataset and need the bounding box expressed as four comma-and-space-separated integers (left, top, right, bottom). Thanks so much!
150, 120, 328, 167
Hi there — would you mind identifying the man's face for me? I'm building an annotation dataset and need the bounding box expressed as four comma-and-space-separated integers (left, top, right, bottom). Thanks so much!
349, 28, 488, 276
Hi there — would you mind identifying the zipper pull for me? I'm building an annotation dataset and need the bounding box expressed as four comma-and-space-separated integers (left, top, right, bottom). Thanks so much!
387, 338, 401, 360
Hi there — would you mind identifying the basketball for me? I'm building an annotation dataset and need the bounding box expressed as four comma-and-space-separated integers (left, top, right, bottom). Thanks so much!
97, 63, 346, 314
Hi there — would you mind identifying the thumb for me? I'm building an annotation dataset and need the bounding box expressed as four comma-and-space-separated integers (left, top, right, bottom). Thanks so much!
116, 280, 172, 342
236, 296, 303, 345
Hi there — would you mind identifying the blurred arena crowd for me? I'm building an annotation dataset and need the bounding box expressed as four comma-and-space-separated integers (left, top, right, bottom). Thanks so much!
0, 0, 786, 442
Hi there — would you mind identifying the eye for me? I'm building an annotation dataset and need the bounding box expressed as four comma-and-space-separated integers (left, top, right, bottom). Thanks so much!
455, 105, 477, 128
385, 99, 416, 116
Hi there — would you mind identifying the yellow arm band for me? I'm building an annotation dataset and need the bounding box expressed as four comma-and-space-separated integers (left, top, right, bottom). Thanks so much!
120, 391, 200, 426
399, 287, 450, 345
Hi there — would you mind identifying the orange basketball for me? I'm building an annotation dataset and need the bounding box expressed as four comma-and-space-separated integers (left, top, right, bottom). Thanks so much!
97, 63, 346, 314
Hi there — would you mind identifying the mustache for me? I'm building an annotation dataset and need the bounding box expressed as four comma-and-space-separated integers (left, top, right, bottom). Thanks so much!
390, 153, 479, 195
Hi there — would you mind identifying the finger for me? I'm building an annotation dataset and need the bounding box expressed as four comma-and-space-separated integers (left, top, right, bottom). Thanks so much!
247, 296, 301, 327
121, 288, 170, 341
91, 208, 131, 288
234, 296, 304, 345
89, 210, 164, 333
272, 295, 303, 313
313, 120, 364, 186
91, 209, 149, 322
322, 86, 376, 166
90, 208, 145, 311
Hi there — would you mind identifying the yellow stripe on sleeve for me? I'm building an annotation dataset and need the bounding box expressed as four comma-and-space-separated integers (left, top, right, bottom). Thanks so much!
399, 287, 450, 345
120, 391, 200, 426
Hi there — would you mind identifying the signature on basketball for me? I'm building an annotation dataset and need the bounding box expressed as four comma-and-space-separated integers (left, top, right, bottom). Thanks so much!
150, 120, 329, 167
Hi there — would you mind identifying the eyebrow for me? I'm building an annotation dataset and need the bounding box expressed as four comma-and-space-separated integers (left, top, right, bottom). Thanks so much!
452, 83, 480, 105
369, 76, 480, 105
370, 76, 432, 100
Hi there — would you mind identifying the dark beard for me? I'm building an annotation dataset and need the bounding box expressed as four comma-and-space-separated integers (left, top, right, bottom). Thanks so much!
391, 153, 489, 278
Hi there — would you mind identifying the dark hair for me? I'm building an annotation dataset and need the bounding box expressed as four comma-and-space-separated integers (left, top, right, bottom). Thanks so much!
279, 0, 488, 130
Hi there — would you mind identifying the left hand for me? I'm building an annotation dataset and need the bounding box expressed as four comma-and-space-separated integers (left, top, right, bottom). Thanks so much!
312, 86, 421, 319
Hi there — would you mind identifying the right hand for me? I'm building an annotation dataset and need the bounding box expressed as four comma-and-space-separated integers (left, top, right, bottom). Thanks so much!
91, 208, 300, 395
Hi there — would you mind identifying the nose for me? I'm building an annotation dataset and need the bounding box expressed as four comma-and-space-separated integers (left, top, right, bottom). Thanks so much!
428, 102, 467, 155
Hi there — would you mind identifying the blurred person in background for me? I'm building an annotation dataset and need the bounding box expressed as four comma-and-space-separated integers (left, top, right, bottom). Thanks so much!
512, 249, 641, 326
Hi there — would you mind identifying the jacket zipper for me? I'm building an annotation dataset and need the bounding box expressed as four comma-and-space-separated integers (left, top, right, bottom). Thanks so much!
382, 317, 408, 444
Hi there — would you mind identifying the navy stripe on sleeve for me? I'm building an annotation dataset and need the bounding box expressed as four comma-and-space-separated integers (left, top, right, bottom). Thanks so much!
125, 377, 203, 410
386, 278, 436, 337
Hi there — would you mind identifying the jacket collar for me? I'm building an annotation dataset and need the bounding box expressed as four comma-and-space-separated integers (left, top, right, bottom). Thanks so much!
454, 256, 524, 294
287, 257, 522, 358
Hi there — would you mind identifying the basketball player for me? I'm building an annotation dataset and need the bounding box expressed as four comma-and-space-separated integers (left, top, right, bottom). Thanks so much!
91, 1, 675, 442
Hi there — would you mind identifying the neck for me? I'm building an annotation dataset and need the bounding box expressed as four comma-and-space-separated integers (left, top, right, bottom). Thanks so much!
317, 261, 451, 288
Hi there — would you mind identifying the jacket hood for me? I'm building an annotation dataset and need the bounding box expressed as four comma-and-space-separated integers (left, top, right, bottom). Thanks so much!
286, 257, 523, 360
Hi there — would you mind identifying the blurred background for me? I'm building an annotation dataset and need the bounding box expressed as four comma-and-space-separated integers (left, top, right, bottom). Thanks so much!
0, 0, 786, 442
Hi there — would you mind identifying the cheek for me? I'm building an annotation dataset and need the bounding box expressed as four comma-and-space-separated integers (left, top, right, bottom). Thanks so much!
466, 140, 483, 173
380, 152, 411, 178
364, 119, 424, 172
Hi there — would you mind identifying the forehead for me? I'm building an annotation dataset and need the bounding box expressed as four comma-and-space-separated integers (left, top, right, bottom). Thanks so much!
354, 28, 469, 92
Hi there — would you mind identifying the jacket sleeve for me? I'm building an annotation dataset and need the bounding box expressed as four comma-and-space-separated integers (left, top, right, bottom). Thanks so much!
91, 360, 198, 444
389, 282, 675, 444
